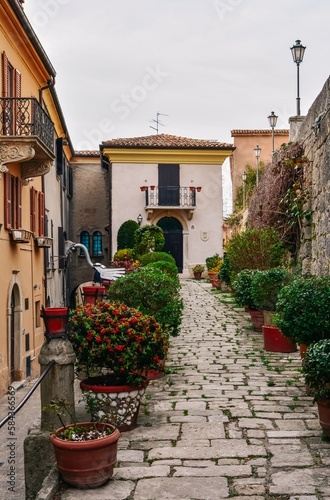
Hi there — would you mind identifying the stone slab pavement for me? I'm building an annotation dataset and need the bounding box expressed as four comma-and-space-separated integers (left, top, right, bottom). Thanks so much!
1, 279, 330, 499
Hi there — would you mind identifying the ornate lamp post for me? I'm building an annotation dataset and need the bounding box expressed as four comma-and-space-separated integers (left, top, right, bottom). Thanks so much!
268, 111, 278, 154
290, 40, 306, 116
137, 214, 143, 226
242, 171, 247, 210
254, 145, 261, 186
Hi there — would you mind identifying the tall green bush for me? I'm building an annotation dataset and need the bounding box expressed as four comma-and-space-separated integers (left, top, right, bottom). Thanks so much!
139, 252, 176, 267
226, 227, 284, 281
232, 269, 260, 310
145, 261, 178, 278
108, 268, 183, 336
134, 225, 165, 255
117, 220, 139, 250
251, 268, 290, 312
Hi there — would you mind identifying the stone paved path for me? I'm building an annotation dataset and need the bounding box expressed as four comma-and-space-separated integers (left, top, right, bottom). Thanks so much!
60, 279, 330, 500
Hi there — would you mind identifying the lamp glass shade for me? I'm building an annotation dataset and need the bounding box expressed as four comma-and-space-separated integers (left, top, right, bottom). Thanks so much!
290, 40, 306, 64
242, 171, 247, 181
137, 214, 143, 225
254, 145, 261, 158
268, 111, 278, 128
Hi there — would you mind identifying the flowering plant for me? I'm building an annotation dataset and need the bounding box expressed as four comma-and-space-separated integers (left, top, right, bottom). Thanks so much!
208, 261, 222, 273
68, 302, 169, 387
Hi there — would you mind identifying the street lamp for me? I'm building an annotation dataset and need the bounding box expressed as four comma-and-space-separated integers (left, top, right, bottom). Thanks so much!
268, 111, 278, 154
137, 214, 143, 226
242, 171, 247, 210
290, 39, 306, 116
254, 145, 261, 186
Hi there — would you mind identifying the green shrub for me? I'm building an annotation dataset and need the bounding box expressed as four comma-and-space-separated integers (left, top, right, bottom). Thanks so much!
232, 269, 261, 310
303, 339, 330, 401
134, 225, 165, 255
218, 254, 231, 285
113, 248, 135, 261
251, 268, 290, 312
205, 253, 221, 271
275, 275, 330, 345
117, 220, 139, 250
226, 227, 284, 281
108, 268, 183, 336
139, 252, 176, 267
145, 261, 178, 278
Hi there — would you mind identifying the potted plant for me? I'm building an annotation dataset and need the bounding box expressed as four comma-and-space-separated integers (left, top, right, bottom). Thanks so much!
233, 269, 264, 331
302, 339, 330, 436
251, 268, 296, 352
206, 254, 222, 287
68, 302, 169, 432
275, 275, 330, 358
218, 254, 232, 292
192, 264, 204, 279
47, 397, 120, 488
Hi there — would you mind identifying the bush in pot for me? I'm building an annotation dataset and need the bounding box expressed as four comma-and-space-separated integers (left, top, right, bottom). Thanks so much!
275, 275, 330, 352
68, 301, 169, 431
251, 268, 296, 352
233, 269, 263, 331
108, 268, 183, 337
192, 264, 205, 279
302, 339, 330, 436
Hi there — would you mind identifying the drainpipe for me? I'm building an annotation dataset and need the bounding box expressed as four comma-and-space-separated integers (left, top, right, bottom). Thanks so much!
39, 76, 55, 104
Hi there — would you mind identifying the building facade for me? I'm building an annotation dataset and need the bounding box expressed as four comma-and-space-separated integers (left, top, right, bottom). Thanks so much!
100, 134, 234, 274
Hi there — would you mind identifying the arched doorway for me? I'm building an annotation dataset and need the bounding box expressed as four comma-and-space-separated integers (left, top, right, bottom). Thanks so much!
9, 284, 21, 382
157, 217, 183, 272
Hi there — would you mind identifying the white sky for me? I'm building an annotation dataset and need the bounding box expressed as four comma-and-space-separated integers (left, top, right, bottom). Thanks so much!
23, 0, 330, 215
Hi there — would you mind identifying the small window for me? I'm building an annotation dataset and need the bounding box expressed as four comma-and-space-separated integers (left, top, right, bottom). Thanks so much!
35, 301, 40, 328
93, 231, 102, 256
80, 231, 90, 255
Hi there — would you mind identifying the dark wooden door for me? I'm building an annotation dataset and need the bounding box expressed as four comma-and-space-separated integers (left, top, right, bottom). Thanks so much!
158, 164, 180, 206
10, 290, 15, 382
157, 217, 183, 272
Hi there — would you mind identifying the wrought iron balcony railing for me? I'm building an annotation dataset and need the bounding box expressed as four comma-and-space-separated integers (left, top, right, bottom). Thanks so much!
144, 186, 196, 208
0, 97, 54, 153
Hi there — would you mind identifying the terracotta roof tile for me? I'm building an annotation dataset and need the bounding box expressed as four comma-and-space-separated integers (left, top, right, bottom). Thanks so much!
231, 129, 290, 136
74, 150, 100, 157
102, 134, 233, 150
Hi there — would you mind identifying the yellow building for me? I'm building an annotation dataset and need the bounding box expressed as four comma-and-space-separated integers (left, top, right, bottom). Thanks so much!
0, 0, 73, 395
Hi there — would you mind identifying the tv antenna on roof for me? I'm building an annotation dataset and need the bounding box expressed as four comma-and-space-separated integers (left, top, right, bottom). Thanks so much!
149, 111, 169, 134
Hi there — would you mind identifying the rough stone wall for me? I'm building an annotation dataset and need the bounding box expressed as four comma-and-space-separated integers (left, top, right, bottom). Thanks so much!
293, 77, 330, 276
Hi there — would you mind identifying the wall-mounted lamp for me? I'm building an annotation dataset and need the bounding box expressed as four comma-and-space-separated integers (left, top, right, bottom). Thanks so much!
137, 214, 143, 226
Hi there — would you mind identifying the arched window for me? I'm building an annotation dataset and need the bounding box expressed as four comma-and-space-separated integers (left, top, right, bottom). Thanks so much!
93, 231, 102, 256
80, 231, 90, 255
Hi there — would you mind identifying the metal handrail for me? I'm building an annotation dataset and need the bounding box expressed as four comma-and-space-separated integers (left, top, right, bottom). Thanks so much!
0, 360, 55, 429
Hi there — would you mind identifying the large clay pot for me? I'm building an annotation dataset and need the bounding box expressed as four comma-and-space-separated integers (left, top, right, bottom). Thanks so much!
193, 272, 202, 279
249, 310, 264, 332
143, 358, 166, 381
50, 422, 120, 488
317, 400, 330, 437
262, 326, 297, 353
82, 286, 106, 305
80, 377, 146, 432
299, 344, 308, 359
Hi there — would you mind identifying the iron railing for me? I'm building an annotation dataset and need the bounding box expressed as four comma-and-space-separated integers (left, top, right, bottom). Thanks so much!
146, 186, 196, 207
0, 360, 55, 429
0, 97, 54, 153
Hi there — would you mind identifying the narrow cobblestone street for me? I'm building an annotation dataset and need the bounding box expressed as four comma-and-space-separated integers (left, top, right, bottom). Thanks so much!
1, 279, 330, 500
61, 279, 330, 499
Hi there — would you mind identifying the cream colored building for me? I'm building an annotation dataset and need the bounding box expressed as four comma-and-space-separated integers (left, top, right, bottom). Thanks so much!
101, 134, 234, 274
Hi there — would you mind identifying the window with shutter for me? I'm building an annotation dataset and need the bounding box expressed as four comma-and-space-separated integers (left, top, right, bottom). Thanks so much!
4, 172, 13, 229
15, 69, 21, 135
56, 138, 64, 175
16, 177, 22, 229
2, 51, 9, 98
38, 191, 45, 237
30, 187, 36, 235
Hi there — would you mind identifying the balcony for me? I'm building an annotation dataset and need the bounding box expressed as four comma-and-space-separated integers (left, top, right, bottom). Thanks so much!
0, 98, 55, 180
142, 186, 200, 220
10, 229, 33, 243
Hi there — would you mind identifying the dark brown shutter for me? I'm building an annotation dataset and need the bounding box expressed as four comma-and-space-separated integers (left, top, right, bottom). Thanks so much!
38, 191, 45, 237
16, 177, 22, 229
30, 187, 36, 235
4, 172, 12, 229
15, 69, 21, 135
2, 51, 9, 97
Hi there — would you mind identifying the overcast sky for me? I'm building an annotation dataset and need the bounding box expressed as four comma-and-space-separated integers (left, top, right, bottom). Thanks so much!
23, 0, 330, 214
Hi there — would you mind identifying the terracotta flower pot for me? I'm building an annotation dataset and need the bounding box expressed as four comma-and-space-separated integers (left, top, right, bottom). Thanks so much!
248, 310, 264, 332
50, 422, 120, 488
316, 400, 330, 437
208, 272, 217, 282
299, 344, 308, 359
82, 286, 106, 306
40, 307, 68, 337
80, 377, 146, 432
143, 358, 166, 381
193, 272, 202, 279
262, 326, 297, 353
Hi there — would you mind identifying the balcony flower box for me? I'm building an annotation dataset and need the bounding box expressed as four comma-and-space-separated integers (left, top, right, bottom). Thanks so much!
190, 186, 195, 191
10, 229, 32, 243
35, 236, 53, 248
197, 187, 202, 192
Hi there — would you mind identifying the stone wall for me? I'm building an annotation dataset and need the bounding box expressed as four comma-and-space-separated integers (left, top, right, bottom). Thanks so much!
293, 77, 330, 276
